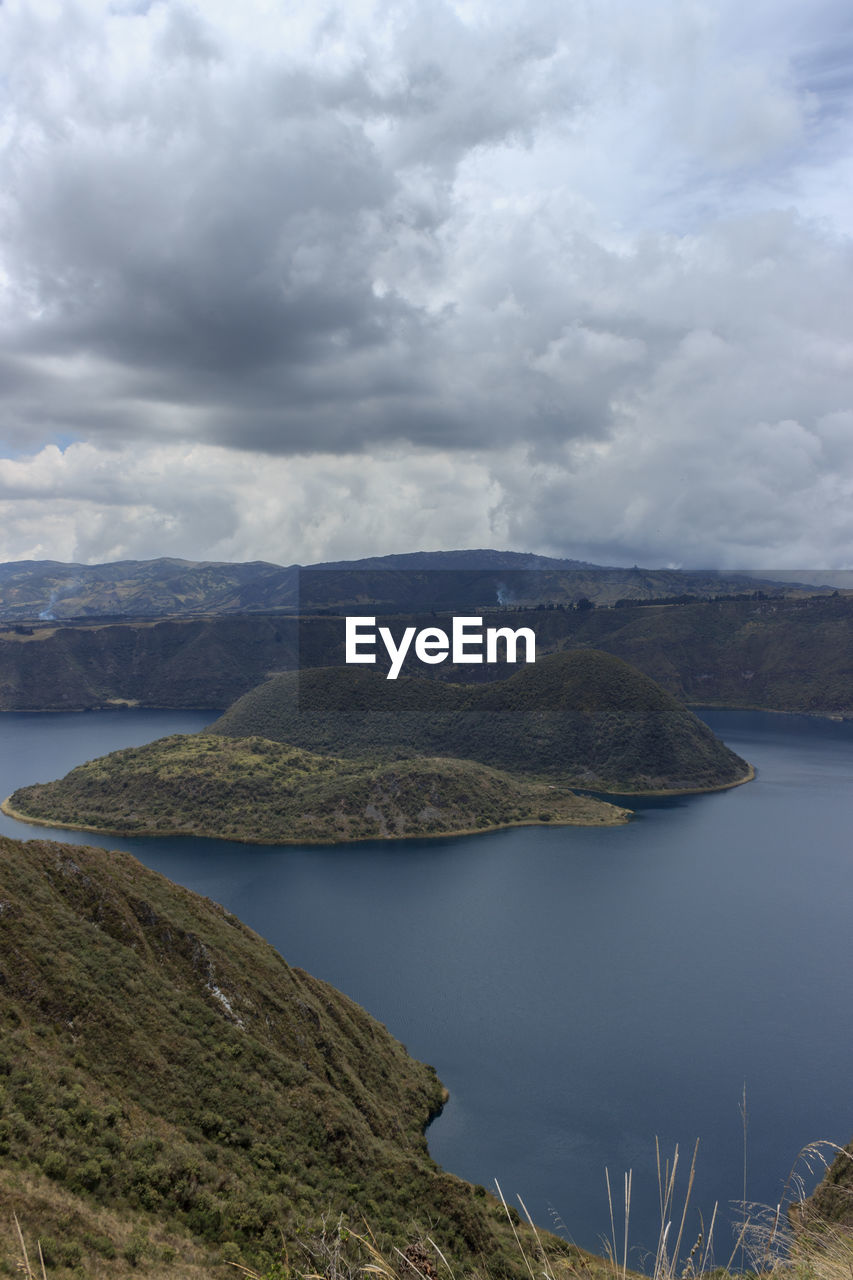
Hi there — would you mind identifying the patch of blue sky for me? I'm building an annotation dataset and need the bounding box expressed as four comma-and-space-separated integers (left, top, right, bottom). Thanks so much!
0, 433, 81, 461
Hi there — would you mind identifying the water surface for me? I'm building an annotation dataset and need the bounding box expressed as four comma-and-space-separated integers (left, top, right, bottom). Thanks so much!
2, 707, 852, 1263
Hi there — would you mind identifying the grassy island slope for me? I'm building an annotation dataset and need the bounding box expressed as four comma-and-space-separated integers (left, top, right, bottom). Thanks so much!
5, 734, 626, 843
212, 649, 751, 793
0, 834, 601, 1277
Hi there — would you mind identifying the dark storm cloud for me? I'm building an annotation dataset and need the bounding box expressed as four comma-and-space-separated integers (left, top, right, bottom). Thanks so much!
0, 0, 588, 457
0, 0, 852, 567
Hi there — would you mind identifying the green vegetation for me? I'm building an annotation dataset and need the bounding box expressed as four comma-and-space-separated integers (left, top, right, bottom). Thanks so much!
4, 734, 626, 842
798, 1141, 853, 1229
212, 651, 751, 794
4, 649, 746, 843
0, 556, 299, 621
550, 592, 853, 717
1, 593, 849, 716
0, 835, 602, 1278
10, 1122, 853, 1280
0, 614, 299, 711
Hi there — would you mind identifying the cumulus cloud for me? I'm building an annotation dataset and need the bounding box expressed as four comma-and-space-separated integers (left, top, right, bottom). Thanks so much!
0, 441, 505, 565
0, 0, 851, 564
1, 432, 850, 569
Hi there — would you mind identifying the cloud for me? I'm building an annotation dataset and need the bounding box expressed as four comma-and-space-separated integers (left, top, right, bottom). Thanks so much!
0, 432, 850, 569
0, 441, 503, 565
0, 0, 850, 564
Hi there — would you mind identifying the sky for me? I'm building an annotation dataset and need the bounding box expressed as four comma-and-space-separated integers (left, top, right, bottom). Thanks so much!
0, 0, 851, 569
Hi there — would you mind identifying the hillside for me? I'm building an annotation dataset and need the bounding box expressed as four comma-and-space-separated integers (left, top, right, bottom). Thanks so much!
0, 557, 299, 621
0, 594, 849, 716
0, 614, 299, 710
0, 835, 597, 1278
4, 734, 627, 843
797, 1142, 853, 1229
212, 650, 751, 793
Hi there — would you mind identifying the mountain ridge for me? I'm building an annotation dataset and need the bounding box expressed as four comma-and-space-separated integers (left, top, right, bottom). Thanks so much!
0, 550, 828, 621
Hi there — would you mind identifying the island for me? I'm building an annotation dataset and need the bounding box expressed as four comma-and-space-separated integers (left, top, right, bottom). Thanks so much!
4, 650, 751, 844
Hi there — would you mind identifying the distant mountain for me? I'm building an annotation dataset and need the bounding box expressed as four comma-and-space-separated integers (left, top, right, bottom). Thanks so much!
0, 550, 817, 621
211, 650, 751, 794
0, 835, 590, 1276
0, 556, 299, 620
315, 548, 600, 571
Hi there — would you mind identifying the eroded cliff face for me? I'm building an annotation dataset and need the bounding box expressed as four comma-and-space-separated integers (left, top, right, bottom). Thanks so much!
0, 594, 851, 716
0, 616, 300, 710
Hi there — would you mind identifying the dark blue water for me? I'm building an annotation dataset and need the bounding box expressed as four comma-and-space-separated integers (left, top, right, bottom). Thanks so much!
2, 706, 852, 1264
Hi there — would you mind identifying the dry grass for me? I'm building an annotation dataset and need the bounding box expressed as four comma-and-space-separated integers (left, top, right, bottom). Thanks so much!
12, 1213, 47, 1280
743, 1142, 853, 1280
0, 1163, 218, 1277
599, 1140, 746, 1280
9, 1143, 853, 1280
224, 1208, 593, 1280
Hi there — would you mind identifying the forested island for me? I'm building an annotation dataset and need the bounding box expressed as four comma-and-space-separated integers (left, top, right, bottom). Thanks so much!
4, 651, 749, 844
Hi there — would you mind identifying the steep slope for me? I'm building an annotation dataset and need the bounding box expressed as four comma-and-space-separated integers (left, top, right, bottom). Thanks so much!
0, 614, 299, 710
212, 650, 751, 792
0, 836, 590, 1277
5, 735, 627, 842
797, 1142, 853, 1228
1, 594, 850, 718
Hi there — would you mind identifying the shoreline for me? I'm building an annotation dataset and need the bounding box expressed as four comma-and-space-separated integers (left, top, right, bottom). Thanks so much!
584, 761, 756, 798
0, 700, 850, 722
686, 701, 851, 723
0, 794, 633, 846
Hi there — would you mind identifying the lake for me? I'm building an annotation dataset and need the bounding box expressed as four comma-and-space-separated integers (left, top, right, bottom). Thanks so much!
2, 706, 852, 1266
